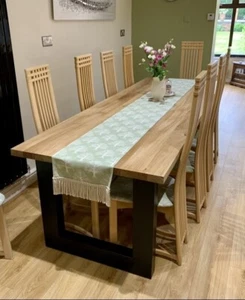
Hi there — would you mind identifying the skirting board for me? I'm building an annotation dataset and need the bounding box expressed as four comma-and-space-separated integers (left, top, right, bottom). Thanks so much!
1, 167, 37, 204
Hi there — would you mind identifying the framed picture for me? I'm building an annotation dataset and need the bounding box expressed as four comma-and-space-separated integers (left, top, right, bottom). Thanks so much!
53, 0, 116, 21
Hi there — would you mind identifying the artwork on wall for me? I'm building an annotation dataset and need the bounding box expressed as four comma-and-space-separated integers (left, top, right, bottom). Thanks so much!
53, 0, 116, 21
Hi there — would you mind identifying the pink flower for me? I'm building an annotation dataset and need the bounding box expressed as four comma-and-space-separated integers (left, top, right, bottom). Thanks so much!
144, 46, 153, 53
139, 39, 175, 79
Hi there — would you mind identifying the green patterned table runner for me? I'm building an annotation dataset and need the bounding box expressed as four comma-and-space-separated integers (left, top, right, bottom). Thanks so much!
52, 79, 194, 206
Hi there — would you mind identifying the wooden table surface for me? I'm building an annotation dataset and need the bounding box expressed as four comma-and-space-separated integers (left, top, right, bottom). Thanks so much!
11, 78, 193, 184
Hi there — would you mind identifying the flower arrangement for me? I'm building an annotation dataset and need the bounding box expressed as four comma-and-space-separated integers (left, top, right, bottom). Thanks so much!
139, 39, 176, 81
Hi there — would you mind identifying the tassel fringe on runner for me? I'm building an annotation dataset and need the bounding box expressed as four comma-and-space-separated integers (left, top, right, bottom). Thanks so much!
53, 177, 111, 207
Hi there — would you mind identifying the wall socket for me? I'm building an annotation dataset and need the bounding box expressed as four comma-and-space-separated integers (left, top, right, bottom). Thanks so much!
120, 29, 125, 37
41, 35, 53, 47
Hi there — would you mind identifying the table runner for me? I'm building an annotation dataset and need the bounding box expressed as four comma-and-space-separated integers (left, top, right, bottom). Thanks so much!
52, 79, 194, 206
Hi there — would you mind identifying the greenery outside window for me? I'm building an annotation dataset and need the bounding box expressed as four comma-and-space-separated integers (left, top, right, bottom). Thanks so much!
215, 0, 245, 56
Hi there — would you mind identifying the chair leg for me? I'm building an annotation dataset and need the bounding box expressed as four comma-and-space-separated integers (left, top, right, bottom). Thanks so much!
66, 195, 72, 213
214, 120, 219, 164
91, 201, 100, 239
206, 174, 210, 193
196, 208, 201, 224
109, 201, 118, 243
184, 233, 188, 244
175, 226, 182, 266
0, 206, 13, 259
176, 244, 182, 266
63, 195, 72, 218
203, 199, 207, 209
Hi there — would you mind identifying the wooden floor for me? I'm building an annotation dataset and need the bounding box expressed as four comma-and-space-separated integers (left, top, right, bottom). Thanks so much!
0, 84, 245, 299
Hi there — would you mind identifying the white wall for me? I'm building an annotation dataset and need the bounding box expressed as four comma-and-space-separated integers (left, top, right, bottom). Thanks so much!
6, 0, 132, 168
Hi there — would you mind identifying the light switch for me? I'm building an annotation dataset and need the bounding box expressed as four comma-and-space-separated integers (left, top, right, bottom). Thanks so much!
41, 35, 53, 47
207, 13, 215, 21
183, 16, 190, 23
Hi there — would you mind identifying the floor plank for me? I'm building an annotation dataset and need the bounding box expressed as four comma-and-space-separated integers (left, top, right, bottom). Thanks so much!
0, 84, 245, 299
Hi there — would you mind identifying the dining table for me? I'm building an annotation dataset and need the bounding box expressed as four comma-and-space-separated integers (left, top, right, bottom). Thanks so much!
11, 77, 194, 279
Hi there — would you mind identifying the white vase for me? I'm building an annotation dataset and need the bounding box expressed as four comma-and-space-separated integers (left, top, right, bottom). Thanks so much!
150, 77, 166, 102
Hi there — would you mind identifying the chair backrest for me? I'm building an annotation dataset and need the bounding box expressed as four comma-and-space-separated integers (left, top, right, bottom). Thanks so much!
74, 53, 96, 111
213, 53, 228, 125
225, 47, 231, 80
25, 64, 60, 134
207, 53, 227, 158
100, 50, 118, 98
123, 45, 135, 88
195, 61, 218, 204
180, 41, 204, 79
174, 70, 207, 250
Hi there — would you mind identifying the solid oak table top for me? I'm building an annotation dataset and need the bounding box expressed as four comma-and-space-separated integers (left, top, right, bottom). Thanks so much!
11, 78, 193, 184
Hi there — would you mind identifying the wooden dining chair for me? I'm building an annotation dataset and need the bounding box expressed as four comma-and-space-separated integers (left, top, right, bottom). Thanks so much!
180, 41, 204, 79
0, 193, 13, 259
184, 61, 218, 223
214, 47, 231, 165
25, 64, 100, 238
123, 45, 135, 88
25, 64, 60, 133
206, 53, 228, 191
109, 71, 207, 265
100, 50, 118, 98
74, 54, 96, 111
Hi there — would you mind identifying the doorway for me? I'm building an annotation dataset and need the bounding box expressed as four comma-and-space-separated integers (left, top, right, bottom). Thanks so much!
0, 0, 27, 189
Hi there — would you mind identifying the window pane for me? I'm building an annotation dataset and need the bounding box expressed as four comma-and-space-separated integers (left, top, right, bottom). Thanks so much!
231, 8, 245, 55
220, 0, 232, 4
215, 8, 233, 54
239, 0, 245, 4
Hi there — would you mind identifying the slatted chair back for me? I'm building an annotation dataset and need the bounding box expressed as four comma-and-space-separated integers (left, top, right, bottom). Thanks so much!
194, 61, 218, 221
207, 53, 228, 185
174, 70, 206, 264
74, 54, 96, 111
180, 41, 204, 79
225, 47, 231, 76
213, 54, 228, 140
213, 47, 231, 165
123, 45, 135, 88
25, 64, 60, 134
100, 50, 118, 98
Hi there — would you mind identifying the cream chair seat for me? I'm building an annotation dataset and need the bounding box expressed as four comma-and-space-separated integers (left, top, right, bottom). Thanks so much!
0, 194, 4, 205
0, 193, 13, 259
111, 176, 173, 207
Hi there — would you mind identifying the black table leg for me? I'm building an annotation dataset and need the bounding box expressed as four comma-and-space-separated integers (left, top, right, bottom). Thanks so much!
36, 161, 65, 244
36, 161, 156, 279
132, 179, 157, 278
